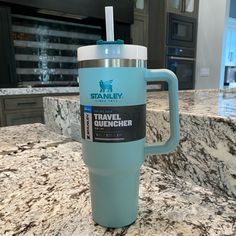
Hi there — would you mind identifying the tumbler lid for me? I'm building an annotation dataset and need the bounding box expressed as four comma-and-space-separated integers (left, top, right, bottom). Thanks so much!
77, 6, 146, 63
77, 43, 147, 61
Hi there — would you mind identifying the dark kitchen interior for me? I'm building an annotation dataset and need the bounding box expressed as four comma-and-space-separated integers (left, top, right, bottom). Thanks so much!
0, 0, 133, 88
0, 0, 199, 90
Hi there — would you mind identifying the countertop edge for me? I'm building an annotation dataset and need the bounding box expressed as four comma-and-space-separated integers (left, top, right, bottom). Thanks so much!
0, 87, 80, 96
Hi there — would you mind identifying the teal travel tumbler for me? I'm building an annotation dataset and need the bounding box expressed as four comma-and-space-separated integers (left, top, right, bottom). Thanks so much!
77, 41, 180, 228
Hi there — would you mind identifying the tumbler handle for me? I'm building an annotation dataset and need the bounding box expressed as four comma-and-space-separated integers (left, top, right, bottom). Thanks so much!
144, 69, 180, 155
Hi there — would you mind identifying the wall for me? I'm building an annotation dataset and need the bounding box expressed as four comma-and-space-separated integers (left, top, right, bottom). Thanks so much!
195, 0, 229, 89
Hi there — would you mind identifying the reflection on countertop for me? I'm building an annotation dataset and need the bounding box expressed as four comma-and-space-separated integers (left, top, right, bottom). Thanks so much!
45, 88, 236, 118
147, 88, 236, 118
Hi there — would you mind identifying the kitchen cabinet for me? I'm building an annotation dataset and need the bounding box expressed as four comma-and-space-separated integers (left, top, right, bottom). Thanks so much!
1, 95, 44, 126
4, 97, 43, 111
148, 0, 198, 90
224, 66, 236, 85
0, 93, 78, 127
5, 111, 44, 126
132, 0, 162, 90
167, 0, 199, 18
133, 0, 148, 15
131, 0, 148, 46
225, 22, 236, 66
230, 0, 236, 19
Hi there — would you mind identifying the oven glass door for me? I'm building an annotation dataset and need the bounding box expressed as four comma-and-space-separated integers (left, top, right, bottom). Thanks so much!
171, 20, 193, 42
167, 13, 197, 48
167, 57, 195, 90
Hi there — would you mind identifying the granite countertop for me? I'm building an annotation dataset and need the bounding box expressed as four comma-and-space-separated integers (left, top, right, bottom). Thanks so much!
43, 88, 236, 200
0, 87, 79, 96
44, 88, 236, 119
147, 88, 236, 119
0, 124, 236, 235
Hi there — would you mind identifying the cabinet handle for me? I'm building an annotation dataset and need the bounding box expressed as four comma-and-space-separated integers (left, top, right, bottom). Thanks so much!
17, 102, 37, 106
228, 52, 233, 62
169, 56, 195, 61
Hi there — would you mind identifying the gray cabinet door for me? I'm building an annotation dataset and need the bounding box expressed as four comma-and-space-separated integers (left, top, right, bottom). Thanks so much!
131, 14, 148, 46
167, 0, 182, 14
131, 0, 149, 47
3, 96, 44, 126
134, 0, 148, 14
4, 97, 43, 110
5, 111, 44, 126
167, 0, 199, 18
183, 0, 199, 18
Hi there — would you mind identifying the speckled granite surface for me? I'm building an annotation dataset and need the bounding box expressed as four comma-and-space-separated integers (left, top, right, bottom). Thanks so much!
146, 89, 236, 199
0, 87, 79, 96
43, 89, 236, 198
44, 96, 80, 140
145, 111, 236, 198
0, 124, 236, 236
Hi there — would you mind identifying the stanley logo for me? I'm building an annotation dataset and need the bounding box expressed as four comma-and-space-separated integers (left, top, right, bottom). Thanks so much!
99, 80, 113, 92
91, 80, 123, 100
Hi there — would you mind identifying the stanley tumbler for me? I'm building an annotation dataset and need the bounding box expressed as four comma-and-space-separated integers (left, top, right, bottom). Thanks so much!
78, 40, 180, 228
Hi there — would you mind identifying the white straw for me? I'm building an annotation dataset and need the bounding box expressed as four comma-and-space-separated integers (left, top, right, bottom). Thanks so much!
105, 6, 114, 41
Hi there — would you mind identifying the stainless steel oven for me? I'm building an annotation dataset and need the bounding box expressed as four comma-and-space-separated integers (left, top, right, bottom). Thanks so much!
166, 46, 195, 90
166, 13, 197, 48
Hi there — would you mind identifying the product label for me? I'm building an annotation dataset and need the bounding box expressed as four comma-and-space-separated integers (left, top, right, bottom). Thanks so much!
81, 105, 146, 143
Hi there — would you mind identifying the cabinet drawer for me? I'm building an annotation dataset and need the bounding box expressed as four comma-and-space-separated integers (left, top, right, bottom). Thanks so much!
4, 97, 43, 110
6, 111, 44, 126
